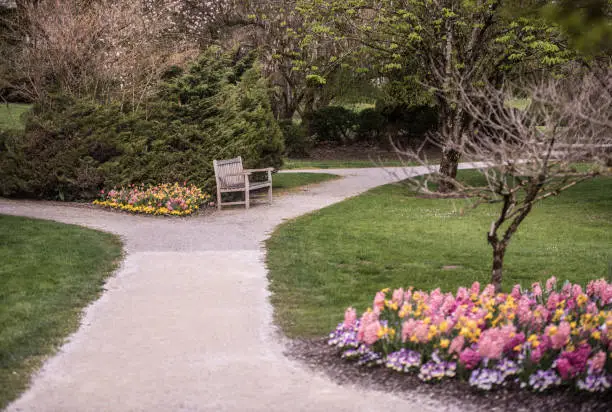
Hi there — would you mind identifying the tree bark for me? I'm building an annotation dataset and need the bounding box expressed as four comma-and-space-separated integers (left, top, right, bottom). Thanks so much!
438, 148, 460, 192
491, 245, 506, 292
436, 96, 466, 193
278, 106, 296, 121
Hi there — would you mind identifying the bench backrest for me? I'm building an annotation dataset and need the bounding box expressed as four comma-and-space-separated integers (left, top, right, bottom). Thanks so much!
213, 156, 244, 189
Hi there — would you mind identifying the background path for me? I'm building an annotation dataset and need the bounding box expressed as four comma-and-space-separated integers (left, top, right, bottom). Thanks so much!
1, 165, 483, 412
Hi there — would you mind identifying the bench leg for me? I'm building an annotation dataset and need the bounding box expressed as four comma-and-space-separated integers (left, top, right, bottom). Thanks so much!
217, 188, 222, 210
267, 170, 273, 204
244, 175, 251, 209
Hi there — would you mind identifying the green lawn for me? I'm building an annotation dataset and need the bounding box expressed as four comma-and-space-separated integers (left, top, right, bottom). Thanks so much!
0, 104, 31, 132
0, 215, 122, 409
282, 159, 410, 169
266, 172, 612, 338
273, 172, 339, 190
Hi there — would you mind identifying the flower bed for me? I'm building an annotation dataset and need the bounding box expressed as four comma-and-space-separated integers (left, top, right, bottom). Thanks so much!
93, 183, 209, 216
328, 278, 611, 393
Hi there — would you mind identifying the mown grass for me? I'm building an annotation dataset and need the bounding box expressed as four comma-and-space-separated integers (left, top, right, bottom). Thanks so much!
0, 215, 123, 409
0, 104, 31, 132
273, 172, 339, 190
282, 159, 409, 169
266, 172, 612, 338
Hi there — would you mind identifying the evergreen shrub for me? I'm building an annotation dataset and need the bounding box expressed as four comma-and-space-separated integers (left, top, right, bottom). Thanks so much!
0, 47, 284, 200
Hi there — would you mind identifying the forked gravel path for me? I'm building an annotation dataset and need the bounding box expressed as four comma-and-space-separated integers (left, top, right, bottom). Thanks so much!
1, 164, 484, 412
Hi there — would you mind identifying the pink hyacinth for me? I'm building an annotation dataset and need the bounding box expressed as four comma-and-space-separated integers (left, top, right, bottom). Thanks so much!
556, 357, 573, 380
560, 283, 571, 298
587, 279, 607, 301
459, 348, 481, 370
454, 304, 468, 320
478, 325, 516, 360
494, 293, 507, 304
532, 305, 549, 330
572, 284, 583, 298
392, 288, 404, 306
588, 351, 606, 374
343, 307, 357, 329
456, 287, 469, 301
373, 291, 385, 311
404, 289, 412, 303
532, 282, 543, 298
546, 276, 557, 292
440, 294, 456, 315
531, 345, 546, 363
517, 296, 533, 326
482, 284, 495, 298
504, 332, 525, 353
530, 335, 551, 363
587, 279, 604, 296
414, 322, 429, 343
548, 321, 571, 350
473, 308, 489, 322
449, 335, 465, 355
603, 284, 612, 304
363, 320, 381, 345
546, 292, 560, 311
470, 281, 481, 296
357, 311, 378, 342
428, 290, 444, 315
510, 284, 521, 299
586, 302, 598, 314
401, 318, 417, 342
557, 344, 591, 380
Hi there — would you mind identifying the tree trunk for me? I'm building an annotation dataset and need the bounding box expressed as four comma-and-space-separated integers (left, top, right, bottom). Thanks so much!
438, 148, 460, 192
278, 106, 296, 122
435, 96, 465, 193
491, 245, 506, 292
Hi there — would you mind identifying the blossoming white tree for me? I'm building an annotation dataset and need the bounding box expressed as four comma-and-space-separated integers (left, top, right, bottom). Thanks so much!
5, 0, 199, 103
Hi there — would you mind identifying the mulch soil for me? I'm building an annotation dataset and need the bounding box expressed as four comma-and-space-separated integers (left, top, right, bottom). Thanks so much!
285, 337, 612, 412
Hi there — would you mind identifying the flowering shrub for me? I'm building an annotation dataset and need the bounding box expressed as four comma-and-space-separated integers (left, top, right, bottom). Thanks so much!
328, 278, 612, 393
93, 183, 209, 216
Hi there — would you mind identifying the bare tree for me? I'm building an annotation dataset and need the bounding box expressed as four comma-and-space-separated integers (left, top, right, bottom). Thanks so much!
4, 0, 197, 105
396, 71, 612, 291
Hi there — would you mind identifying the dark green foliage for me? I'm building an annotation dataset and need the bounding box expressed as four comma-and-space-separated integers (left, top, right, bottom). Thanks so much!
295, 102, 438, 151
279, 120, 314, 157
376, 103, 439, 145
0, 130, 28, 196
355, 108, 387, 143
304, 106, 357, 144
0, 47, 284, 200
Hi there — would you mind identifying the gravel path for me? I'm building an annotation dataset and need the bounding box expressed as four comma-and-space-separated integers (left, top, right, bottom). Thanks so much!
1, 164, 484, 412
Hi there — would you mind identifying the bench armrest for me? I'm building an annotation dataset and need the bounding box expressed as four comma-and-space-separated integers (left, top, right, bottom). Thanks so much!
243, 168, 275, 173
227, 171, 253, 176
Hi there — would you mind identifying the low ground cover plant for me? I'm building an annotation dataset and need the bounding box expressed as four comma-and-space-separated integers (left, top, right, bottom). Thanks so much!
329, 278, 611, 393
93, 183, 209, 216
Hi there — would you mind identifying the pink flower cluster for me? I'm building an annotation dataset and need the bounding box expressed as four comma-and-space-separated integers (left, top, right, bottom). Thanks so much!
333, 278, 612, 392
95, 182, 209, 216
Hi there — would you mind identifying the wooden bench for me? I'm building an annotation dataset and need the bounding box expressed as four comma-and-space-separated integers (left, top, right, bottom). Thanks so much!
213, 156, 274, 210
